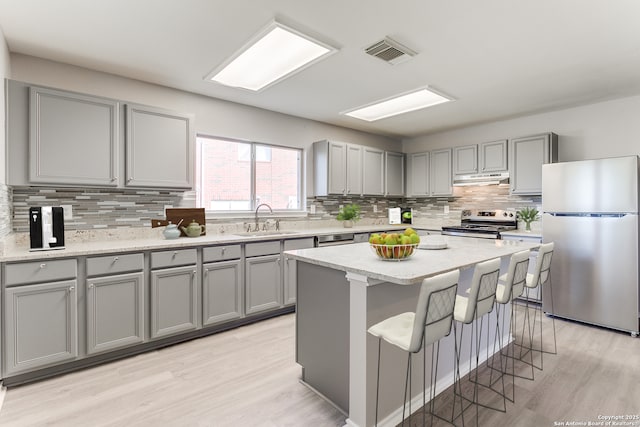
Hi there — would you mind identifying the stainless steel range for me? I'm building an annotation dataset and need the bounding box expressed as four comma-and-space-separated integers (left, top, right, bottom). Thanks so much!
442, 209, 517, 239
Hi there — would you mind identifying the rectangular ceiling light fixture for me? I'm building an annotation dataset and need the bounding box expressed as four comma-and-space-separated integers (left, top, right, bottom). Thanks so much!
206, 20, 337, 92
343, 87, 453, 121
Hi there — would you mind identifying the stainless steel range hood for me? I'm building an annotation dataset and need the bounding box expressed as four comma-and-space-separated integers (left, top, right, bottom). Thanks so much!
453, 171, 510, 186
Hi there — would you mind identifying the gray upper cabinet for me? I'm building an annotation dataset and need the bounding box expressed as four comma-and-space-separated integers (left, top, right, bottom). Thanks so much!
314, 140, 362, 196
510, 133, 558, 195
406, 152, 430, 197
453, 145, 478, 175
385, 151, 405, 197
29, 86, 118, 186
362, 147, 384, 196
346, 144, 363, 196
6, 80, 196, 190
479, 140, 508, 173
4, 280, 78, 376
454, 140, 507, 176
430, 148, 453, 196
125, 104, 194, 189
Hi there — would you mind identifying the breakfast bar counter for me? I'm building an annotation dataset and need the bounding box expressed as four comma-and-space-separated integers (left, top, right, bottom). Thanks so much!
285, 237, 539, 427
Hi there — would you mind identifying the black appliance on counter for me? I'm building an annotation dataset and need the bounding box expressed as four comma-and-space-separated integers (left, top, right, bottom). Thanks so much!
29, 206, 65, 251
441, 209, 516, 239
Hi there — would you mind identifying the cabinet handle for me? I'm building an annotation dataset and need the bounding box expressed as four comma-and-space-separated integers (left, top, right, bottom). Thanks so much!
111, 177, 117, 182
69, 286, 75, 292
88, 284, 94, 289
113, 256, 119, 263
172, 251, 178, 257
221, 247, 226, 255
40, 263, 46, 269
204, 270, 208, 278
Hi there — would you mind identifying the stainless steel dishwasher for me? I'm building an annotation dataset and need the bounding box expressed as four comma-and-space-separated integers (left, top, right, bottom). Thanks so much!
315, 233, 357, 247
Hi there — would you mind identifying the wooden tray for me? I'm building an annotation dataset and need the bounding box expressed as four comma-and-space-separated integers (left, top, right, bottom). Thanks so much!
151, 208, 206, 237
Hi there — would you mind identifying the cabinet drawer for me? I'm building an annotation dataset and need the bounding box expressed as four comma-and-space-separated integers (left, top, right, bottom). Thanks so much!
245, 241, 280, 257
283, 237, 315, 251
203, 244, 241, 262
151, 248, 197, 269
87, 253, 144, 276
4, 258, 77, 286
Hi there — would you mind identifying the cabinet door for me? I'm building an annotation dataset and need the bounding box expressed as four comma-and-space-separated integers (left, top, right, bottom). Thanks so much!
283, 238, 315, 305
479, 140, 508, 173
4, 280, 78, 376
430, 149, 453, 196
510, 134, 551, 195
86, 272, 145, 355
362, 147, 384, 195
150, 265, 198, 339
407, 152, 430, 197
453, 145, 478, 175
202, 260, 242, 326
385, 151, 405, 196
245, 254, 282, 315
125, 104, 194, 189
327, 141, 347, 195
346, 144, 363, 196
29, 87, 118, 186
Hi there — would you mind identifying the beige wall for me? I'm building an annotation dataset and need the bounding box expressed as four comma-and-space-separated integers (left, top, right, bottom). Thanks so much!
403, 94, 640, 163
9, 53, 401, 198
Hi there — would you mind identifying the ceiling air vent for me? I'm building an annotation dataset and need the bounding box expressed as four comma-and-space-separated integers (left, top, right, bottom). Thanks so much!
364, 37, 416, 65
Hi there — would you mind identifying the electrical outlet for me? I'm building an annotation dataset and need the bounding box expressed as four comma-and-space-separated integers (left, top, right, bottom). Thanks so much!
61, 204, 72, 220
164, 205, 173, 216
444, 205, 450, 214
310, 204, 316, 214
373, 204, 378, 213
339, 204, 344, 210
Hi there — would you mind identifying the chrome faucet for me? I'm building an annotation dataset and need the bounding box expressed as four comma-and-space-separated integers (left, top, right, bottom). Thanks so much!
254, 203, 273, 231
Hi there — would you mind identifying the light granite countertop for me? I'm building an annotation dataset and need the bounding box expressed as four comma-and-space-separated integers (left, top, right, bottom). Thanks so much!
285, 236, 540, 285
500, 230, 543, 239
0, 224, 443, 263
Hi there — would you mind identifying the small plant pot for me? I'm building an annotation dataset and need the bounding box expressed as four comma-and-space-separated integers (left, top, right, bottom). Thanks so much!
343, 220, 354, 228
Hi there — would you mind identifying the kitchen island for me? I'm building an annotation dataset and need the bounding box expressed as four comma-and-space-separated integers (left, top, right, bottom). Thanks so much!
285, 237, 539, 427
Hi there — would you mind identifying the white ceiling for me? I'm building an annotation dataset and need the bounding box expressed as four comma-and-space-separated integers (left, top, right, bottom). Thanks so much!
1, 0, 640, 139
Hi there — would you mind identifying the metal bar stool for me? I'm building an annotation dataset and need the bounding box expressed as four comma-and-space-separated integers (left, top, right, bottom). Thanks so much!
523, 242, 556, 371
368, 269, 461, 427
486, 249, 531, 402
452, 258, 504, 423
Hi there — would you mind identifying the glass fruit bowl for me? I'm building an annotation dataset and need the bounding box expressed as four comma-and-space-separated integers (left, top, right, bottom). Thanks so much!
370, 243, 419, 261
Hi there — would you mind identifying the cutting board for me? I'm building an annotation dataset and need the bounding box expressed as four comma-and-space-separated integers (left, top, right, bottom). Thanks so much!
151, 208, 206, 237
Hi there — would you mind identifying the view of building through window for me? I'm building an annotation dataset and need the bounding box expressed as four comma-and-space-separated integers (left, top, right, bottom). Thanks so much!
197, 136, 302, 211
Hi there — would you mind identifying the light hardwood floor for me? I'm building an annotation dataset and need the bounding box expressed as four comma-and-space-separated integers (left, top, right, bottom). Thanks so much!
0, 305, 638, 427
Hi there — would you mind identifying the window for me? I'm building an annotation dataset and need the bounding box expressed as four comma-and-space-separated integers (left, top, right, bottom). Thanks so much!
197, 135, 302, 212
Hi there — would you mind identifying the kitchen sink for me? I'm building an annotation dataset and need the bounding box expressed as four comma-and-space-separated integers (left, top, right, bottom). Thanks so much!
232, 230, 301, 238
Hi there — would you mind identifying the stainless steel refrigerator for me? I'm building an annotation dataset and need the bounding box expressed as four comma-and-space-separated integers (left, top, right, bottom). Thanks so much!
542, 156, 640, 336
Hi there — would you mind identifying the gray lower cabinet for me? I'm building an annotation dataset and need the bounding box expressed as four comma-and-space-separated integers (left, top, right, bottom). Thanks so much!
86, 272, 145, 355
202, 259, 242, 326
4, 280, 78, 376
245, 254, 282, 315
150, 265, 198, 339
283, 237, 315, 305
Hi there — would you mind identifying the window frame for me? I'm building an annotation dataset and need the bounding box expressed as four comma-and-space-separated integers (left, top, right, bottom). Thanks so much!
196, 134, 306, 217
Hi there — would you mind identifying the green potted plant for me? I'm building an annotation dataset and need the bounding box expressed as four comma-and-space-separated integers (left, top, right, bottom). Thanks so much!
336, 204, 361, 228
517, 206, 539, 231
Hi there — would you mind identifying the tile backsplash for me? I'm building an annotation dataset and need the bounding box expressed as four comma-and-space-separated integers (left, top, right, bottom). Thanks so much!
10, 184, 541, 233
0, 184, 11, 237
